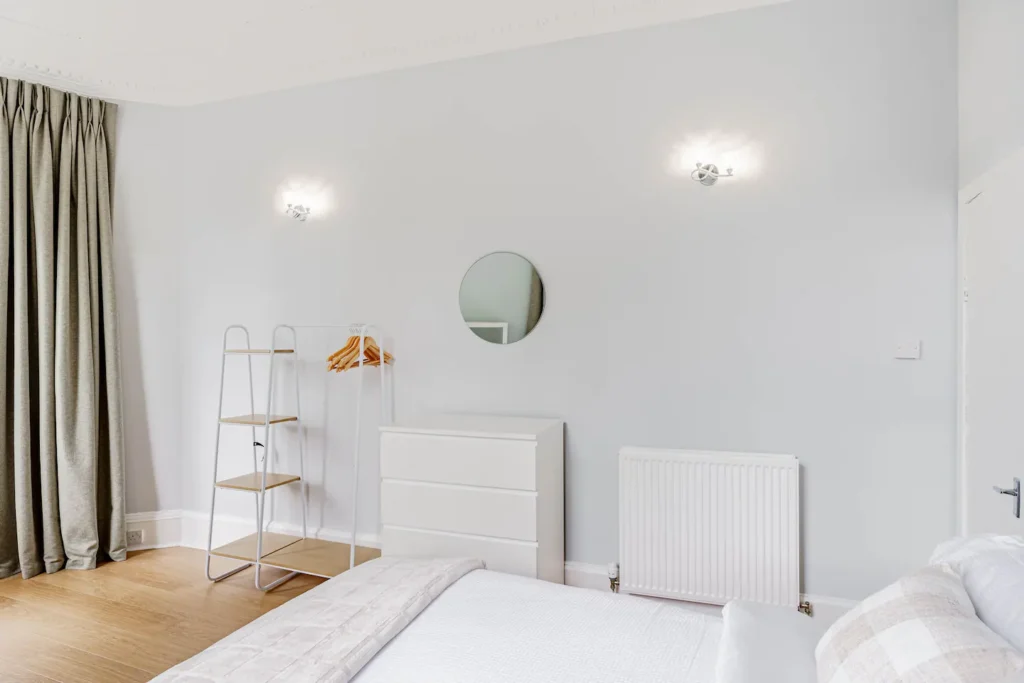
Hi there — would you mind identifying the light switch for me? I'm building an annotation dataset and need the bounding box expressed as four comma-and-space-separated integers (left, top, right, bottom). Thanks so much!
895, 340, 922, 360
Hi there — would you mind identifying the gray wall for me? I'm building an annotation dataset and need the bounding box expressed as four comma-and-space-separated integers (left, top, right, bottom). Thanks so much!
960, 0, 1024, 186
116, 0, 958, 599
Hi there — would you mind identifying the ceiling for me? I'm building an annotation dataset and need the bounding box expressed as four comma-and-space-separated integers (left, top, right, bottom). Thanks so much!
0, 0, 791, 106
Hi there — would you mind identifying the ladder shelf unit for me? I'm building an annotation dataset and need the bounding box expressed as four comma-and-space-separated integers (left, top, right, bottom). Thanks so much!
206, 324, 389, 590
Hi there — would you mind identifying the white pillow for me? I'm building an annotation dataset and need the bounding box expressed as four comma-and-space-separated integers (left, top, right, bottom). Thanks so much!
715, 601, 826, 683
930, 535, 1024, 565
816, 564, 1024, 683
931, 535, 1024, 652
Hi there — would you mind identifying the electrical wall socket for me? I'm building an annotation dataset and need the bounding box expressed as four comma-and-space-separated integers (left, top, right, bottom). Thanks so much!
127, 529, 143, 546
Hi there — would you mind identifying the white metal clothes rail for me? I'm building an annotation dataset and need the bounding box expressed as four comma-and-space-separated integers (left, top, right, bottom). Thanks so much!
205, 324, 391, 590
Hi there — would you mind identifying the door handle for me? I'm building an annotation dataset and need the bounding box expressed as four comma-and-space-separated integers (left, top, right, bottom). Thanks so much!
993, 478, 1021, 519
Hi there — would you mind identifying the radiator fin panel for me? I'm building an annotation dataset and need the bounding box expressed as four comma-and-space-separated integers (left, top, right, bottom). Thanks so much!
619, 449, 800, 607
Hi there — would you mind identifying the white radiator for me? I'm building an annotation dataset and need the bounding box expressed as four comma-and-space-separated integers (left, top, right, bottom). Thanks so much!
619, 447, 800, 607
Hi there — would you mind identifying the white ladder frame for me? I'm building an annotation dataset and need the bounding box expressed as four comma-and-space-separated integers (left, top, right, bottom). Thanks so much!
206, 323, 391, 589
206, 324, 307, 591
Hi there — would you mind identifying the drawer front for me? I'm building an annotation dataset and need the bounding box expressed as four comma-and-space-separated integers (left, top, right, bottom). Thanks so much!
380, 432, 536, 491
382, 526, 538, 579
381, 480, 537, 542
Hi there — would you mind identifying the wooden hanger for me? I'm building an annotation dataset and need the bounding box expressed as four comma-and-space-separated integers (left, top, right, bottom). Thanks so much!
326, 335, 394, 373
362, 338, 393, 364
362, 344, 394, 367
327, 336, 362, 372
326, 336, 358, 365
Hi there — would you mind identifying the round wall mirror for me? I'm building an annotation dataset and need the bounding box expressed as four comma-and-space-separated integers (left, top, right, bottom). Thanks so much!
459, 252, 544, 345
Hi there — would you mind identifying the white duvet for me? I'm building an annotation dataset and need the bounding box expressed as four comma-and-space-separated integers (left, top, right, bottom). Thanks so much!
156, 557, 722, 683
355, 569, 722, 683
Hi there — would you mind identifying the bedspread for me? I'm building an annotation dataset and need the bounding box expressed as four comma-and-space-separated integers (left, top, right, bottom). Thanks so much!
153, 556, 483, 683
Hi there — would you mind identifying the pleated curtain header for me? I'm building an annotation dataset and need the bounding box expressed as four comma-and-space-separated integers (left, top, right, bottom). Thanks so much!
0, 78, 117, 177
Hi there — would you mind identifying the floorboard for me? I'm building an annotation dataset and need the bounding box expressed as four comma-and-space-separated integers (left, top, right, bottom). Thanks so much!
0, 547, 334, 682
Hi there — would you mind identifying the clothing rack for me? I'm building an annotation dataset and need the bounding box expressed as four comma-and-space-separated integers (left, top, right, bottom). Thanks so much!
289, 323, 393, 569
205, 324, 392, 590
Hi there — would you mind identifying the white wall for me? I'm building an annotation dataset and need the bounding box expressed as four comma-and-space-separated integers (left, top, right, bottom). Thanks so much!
115, 0, 958, 600
113, 104, 184, 513
959, 0, 1024, 187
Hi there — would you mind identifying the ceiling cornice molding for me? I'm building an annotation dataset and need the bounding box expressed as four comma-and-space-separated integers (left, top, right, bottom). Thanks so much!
0, 0, 791, 106
0, 58, 143, 102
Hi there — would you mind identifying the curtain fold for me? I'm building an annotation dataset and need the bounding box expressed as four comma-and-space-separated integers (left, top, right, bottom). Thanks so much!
0, 78, 125, 580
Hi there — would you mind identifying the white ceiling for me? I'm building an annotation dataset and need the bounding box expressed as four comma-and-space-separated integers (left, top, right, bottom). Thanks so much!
0, 0, 791, 106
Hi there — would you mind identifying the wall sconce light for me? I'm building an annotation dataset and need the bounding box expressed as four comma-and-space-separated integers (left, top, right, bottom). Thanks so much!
279, 178, 335, 222
671, 133, 760, 187
286, 203, 311, 221
691, 162, 734, 187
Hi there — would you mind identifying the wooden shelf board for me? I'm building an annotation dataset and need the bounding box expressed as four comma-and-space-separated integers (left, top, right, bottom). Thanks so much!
220, 414, 298, 426
210, 532, 301, 563
224, 349, 295, 355
261, 539, 381, 578
216, 472, 300, 491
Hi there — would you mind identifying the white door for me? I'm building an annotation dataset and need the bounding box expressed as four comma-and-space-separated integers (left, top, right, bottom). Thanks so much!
963, 148, 1024, 535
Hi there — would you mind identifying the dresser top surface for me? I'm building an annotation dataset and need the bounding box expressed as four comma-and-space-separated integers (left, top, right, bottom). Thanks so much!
380, 414, 562, 441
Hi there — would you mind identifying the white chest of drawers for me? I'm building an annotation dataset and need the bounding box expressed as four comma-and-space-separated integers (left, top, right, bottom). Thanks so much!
380, 414, 564, 583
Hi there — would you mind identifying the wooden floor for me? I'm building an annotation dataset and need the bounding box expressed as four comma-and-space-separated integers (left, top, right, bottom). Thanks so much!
0, 547, 378, 682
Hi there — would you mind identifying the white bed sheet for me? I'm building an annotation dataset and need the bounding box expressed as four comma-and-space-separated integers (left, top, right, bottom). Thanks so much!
715, 601, 825, 683
354, 569, 723, 683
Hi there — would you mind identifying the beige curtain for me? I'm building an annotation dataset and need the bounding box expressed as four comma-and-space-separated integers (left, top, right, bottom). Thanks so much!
0, 78, 125, 580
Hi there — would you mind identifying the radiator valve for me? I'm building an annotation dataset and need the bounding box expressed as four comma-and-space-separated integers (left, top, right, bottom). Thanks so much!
607, 563, 620, 593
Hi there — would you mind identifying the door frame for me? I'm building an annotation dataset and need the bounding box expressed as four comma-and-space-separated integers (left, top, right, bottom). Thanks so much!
957, 179, 976, 537
957, 146, 1024, 536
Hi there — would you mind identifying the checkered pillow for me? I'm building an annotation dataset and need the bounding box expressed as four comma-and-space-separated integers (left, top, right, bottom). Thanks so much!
816, 565, 1024, 683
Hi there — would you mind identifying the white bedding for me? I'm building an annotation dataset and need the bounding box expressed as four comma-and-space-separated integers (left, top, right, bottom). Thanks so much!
354, 569, 723, 683
157, 558, 721, 683
715, 601, 825, 683
153, 557, 483, 682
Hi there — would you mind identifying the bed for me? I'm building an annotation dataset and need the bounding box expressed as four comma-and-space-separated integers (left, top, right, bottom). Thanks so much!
154, 557, 724, 683
355, 568, 722, 683
155, 536, 1024, 683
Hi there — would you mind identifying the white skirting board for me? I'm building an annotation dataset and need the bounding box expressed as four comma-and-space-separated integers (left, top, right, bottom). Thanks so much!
124, 510, 184, 550
563, 561, 614, 592
125, 511, 855, 623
